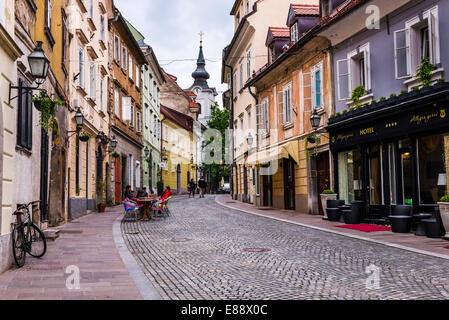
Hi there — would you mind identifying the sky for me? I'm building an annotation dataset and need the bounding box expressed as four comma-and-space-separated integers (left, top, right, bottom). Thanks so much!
114, 0, 236, 107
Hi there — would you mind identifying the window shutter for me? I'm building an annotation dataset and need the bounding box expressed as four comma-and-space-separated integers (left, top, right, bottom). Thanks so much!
122, 97, 131, 120
394, 29, 410, 79
337, 59, 350, 100
114, 90, 119, 116
428, 11, 439, 65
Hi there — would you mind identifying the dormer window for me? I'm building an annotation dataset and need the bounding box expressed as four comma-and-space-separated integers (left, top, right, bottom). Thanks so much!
290, 22, 299, 43
269, 45, 275, 64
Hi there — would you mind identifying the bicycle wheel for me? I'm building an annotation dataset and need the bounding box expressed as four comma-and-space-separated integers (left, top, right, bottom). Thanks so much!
11, 227, 26, 268
26, 224, 47, 258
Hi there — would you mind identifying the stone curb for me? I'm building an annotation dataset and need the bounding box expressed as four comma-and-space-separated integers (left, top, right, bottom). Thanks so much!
112, 213, 163, 300
215, 197, 449, 261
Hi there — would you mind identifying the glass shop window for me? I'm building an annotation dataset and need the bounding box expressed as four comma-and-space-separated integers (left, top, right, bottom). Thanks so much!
418, 134, 449, 204
338, 150, 362, 204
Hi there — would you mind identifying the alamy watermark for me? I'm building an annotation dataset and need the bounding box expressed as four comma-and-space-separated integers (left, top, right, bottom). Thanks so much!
365, 264, 381, 290
65, 265, 80, 290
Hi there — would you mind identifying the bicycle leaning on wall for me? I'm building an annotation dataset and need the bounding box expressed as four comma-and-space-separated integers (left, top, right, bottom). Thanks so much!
11, 200, 47, 267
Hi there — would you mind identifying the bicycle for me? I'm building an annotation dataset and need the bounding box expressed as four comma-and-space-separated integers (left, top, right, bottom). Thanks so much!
11, 200, 47, 268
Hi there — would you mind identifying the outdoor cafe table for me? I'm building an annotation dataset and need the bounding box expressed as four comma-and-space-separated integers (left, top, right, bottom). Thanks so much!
137, 196, 156, 221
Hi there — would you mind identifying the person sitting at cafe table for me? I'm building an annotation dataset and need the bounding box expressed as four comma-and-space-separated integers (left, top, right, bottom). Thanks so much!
137, 187, 148, 198
124, 185, 135, 201
152, 186, 172, 206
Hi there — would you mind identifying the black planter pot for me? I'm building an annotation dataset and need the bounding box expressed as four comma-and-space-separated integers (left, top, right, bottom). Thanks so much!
397, 92, 409, 102
79, 135, 90, 142
420, 86, 433, 95
327, 208, 341, 222
409, 90, 420, 98
33, 100, 42, 111
388, 96, 399, 105
434, 82, 449, 91
389, 216, 412, 233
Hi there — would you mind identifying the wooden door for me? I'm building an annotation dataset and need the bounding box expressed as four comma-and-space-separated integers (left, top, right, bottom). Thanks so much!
115, 157, 121, 204
283, 158, 296, 210
262, 174, 273, 207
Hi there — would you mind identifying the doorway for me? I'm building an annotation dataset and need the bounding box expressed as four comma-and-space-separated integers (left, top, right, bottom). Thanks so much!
316, 152, 330, 215
262, 173, 273, 207
366, 145, 383, 219
283, 157, 296, 210
115, 156, 121, 204
243, 166, 248, 202
40, 128, 49, 222
176, 164, 181, 194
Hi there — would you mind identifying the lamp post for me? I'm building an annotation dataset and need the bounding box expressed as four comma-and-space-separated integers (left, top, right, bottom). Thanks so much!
108, 135, 118, 153
67, 107, 85, 139
310, 109, 321, 130
9, 41, 50, 104
144, 146, 150, 158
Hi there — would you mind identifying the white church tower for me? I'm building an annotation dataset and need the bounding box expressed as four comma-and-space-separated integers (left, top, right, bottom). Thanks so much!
187, 34, 217, 127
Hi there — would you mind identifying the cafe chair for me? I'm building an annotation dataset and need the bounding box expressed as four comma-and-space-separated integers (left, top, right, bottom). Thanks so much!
388, 205, 413, 233
123, 199, 139, 222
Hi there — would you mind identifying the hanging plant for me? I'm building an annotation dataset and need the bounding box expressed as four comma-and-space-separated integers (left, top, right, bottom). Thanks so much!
305, 133, 321, 158
416, 58, 436, 87
79, 132, 92, 142
31, 91, 67, 132
112, 152, 120, 158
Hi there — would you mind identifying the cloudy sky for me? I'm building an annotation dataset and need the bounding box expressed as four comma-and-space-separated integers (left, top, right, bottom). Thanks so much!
114, 0, 235, 106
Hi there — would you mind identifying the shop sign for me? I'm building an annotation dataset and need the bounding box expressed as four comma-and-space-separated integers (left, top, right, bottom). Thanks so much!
330, 107, 448, 149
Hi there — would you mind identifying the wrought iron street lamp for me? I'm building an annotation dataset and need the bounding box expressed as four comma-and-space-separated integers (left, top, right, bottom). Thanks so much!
9, 41, 50, 104
144, 146, 150, 158
247, 132, 254, 148
28, 41, 50, 85
108, 135, 118, 153
310, 109, 321, 130
67, 108, 85, 139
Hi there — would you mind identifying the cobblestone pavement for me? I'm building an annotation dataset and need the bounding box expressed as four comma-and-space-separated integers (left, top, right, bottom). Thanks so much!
122, 196, 449, 300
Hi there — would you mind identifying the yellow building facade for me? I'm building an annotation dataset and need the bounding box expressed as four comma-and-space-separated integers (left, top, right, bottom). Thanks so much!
161, 105, 198, 194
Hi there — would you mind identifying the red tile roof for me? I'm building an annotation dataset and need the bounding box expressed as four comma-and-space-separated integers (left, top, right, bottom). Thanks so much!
269, 27, 290, 38
160, 104, 194, 132
184, 90, 197, 98
291, 4, 320, 16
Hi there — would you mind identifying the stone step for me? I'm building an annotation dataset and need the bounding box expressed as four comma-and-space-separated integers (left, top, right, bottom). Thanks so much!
43, 228, 60, 241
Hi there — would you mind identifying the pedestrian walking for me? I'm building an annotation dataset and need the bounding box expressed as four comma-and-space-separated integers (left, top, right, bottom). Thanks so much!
188, 179, 197, 198
198, 177, 207, 198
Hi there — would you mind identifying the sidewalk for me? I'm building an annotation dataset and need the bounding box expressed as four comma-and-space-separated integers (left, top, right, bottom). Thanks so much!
216, 195, 449, 259
0, 206, 143, 300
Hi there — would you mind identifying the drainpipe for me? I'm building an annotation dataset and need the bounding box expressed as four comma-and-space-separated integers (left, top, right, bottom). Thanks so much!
224, 63, 235, 199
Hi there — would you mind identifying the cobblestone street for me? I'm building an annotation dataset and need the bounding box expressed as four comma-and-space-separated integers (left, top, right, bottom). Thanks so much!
122, 196, 449, 300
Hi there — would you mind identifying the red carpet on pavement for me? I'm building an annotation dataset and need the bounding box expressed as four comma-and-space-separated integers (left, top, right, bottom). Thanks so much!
336, 224, 392, 233
444, 246, 449, 249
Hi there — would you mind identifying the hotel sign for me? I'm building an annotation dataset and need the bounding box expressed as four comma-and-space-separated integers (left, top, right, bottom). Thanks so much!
330, 107, 448, 150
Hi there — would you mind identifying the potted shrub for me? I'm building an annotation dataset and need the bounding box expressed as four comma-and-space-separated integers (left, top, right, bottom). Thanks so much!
438, 195, 449, 239
321, 189, 337, 219
79, 133, 91, 142
96, 178, 107, 213
350, 85, 366, 105
31, 91, 67, 132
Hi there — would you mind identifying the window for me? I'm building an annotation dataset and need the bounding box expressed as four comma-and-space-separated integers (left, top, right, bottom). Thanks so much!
100, 15, 105, 42
129, 154, 134, 190
130, 104, 134, 127
136, 65, 140, 87
338, 150, 362, 204
246, 0, 251, 14
100, 78, 104, 111
135, 161, 141, 189
261, 98, 269, 133
149, 75, 153, 95
337, 43, 370, 100
114, 35, 120, 61
269, 45, 275, 64
114, 89, 119, 116
157, 88, 160, 105
232, 72, 237, 98
16, 78, 33, 150
157, 120, 161, 140
418, 134, 449, 205
394, 6, 440, 79
153, 115, 157, 136
321, 0, 331, 16
45, 0, 52, 29
247, 108, 251, 130
89, 62, 96, 101
311, 62, 323, 109
136, 111, 141, 133
128, 56, 133, 80
291, 22, 299, 43
78, 48, 85, 89
149, 110, 153, 133
88, 0, 93, 19
121, 45, 127, 70
246, 50, 251, 79
282, 83, 292, 124
62, 12, 68, 67
239, 61, 244, 89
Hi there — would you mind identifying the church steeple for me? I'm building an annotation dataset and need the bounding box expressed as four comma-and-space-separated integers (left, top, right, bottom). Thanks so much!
189, 32, 210, 90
